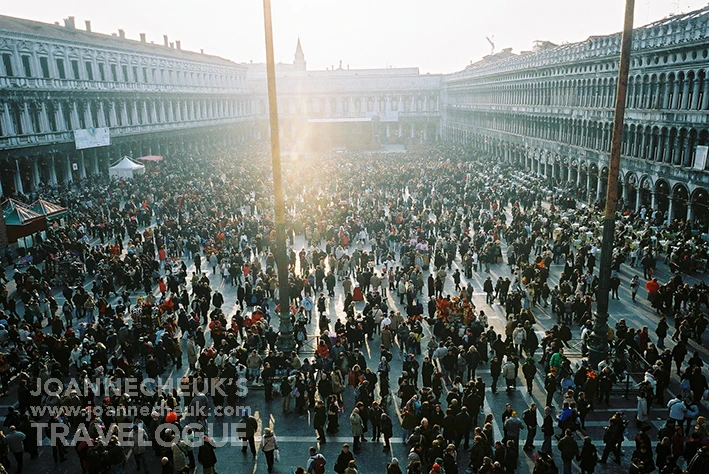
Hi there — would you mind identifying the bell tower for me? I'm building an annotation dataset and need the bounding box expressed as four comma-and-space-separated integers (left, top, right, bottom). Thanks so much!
294, 37, 306, 71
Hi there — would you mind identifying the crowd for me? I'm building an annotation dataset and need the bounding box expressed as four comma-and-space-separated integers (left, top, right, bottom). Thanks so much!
0, 141, 707, 474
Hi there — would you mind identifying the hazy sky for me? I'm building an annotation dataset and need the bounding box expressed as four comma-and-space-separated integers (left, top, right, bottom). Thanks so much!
3, 0, 708, 73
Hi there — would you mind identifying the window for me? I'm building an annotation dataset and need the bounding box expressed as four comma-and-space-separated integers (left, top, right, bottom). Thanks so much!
62, 103, 72, 130
10, 104, 23, 135
39, 57, 50, 78
2, 54, 13, 76
71, 60, 80, 79
21, 55, 31, 77
133, 66, 139, 82
84, 61, 94, 81
98, 63, 106, 81
46, 102, 57, 131
142, 67, 148, 83
55, 58, 66, 79
110, 64, 118, 81
122, 65, 129, 82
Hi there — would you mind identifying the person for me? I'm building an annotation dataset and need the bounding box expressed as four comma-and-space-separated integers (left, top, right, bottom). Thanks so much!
503, 410, 524, 466
344, 460, 358, 474
240, 411, 258, 456
387, 457, 403, 474
198, 436, 218, 474
334, 444, 355, 474
313, 399, 328, 441
600, 413, 626, 464
522, 404, 538, 451
630, 275, 639, 302
161, 456, 174, 474
261, 428, 278, 473
381, 413, 394, 451
349, 408, 364, 453
5, 426, 25, 473
129, 424, 148, 472
579, 436, 598, 474
557, 429, 579, 474
306, 446, 327, 474
541, 406, 554, 455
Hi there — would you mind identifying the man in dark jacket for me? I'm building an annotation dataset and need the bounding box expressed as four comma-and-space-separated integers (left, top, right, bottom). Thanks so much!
313, 400, 327, 443
522, 404, 538, 451
557, 429, 579, 474
198, 436, 218, 474
455, 407, 473, 449
240, 412, 258, 456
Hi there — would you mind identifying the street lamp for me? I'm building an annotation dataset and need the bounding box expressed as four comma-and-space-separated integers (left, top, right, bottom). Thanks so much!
262, 0, 295, 353
589, 0, 635, 368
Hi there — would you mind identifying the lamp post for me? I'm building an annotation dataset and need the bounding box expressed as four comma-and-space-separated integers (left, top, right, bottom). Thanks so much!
262, 0, 295, 353
589, 0, 635, 368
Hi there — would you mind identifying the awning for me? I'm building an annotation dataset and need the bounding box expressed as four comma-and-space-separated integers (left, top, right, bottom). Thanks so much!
31, 199, 67, 221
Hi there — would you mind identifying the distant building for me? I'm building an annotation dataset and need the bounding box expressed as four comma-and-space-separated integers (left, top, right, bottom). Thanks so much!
442, 6, 709, 223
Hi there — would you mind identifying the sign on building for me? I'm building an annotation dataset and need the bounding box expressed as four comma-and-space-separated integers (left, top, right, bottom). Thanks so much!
74, 127, 111, 150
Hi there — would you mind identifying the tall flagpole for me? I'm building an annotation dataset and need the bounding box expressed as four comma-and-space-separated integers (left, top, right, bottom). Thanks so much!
262, 0, 295, 353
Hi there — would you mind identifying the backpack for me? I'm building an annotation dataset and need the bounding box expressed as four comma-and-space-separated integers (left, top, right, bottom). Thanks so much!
313, 455, 326, 474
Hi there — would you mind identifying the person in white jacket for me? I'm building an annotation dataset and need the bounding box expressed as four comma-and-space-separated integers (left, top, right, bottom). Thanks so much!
636, 391, 650, 427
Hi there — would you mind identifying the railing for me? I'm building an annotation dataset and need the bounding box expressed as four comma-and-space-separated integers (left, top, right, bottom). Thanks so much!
0, 75, 246, 95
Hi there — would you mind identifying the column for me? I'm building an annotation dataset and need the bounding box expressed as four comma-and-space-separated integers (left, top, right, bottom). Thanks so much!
688, 202, 695, 223
71, 102, 80, 129
651, 192, 657, 211
79, 152, 87, 179
97, 102, 107, 127
596, 176, 603, 201
386, 124, 390, 138
667, 196, 675, 223
49, 156, 58, 185
586, 172, 592, 201
14, 160, 23, 195
622, 182, 629, 206
65, 155, 72, 183
691, 79, 701, 110
31, 160, 40, 189
93, 152, 99, 175
38, 103, 51, 133
410, 124, 415, 139
635, 191, 642, 213
109, 102, 118, 127
398, 123, 402, 137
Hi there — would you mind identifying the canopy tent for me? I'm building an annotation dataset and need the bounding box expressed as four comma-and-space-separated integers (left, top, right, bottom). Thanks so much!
109, 157, 145, 179
31, 199, 67, 221
136, 155, 164, 162
2, 199, 46, 243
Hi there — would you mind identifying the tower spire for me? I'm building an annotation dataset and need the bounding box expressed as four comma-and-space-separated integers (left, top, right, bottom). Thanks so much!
294, 37, 306, 71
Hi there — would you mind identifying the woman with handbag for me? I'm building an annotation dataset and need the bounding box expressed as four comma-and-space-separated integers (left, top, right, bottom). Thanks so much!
261, 428, 279, 473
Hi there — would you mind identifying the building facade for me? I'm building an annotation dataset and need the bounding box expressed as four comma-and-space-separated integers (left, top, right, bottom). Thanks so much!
245, 41, 442, 151
442, 7, 709, 223
0, 15, 255, 195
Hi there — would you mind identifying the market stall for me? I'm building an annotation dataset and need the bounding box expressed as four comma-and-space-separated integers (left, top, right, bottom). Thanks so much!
109, 157, 145, 179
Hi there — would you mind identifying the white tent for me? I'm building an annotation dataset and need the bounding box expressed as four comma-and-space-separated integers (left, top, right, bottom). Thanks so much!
109, 156, 145, 179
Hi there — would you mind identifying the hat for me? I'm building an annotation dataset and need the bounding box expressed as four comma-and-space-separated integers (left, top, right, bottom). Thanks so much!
342, 443, 349, 448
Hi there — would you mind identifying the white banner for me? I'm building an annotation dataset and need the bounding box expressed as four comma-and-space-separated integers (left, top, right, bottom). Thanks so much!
74, 127, 110, 150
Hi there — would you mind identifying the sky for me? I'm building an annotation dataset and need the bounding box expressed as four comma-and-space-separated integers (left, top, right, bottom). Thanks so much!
3, 0, 708, 74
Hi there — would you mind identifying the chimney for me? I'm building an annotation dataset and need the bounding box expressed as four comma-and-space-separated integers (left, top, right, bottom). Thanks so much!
118, 29, 125, 39
163, 35, 168, 47
170, 42, 174, 49
64, 17, 75, 29
140, 33, 146, 43
175, 40, 181, 50
200, 49, 204, 54
85, 20, 91, 32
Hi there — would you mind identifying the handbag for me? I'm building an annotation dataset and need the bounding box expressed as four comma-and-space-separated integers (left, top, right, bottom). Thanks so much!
275, 449, 280, 462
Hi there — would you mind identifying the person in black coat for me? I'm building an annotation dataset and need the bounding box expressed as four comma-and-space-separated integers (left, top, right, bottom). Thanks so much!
334, 444, 355, 474
455, 407, 473, 449
313, 400, 327, 443
198, 436, 218, 474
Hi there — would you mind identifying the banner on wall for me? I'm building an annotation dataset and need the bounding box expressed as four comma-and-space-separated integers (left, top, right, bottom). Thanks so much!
74, 127, 111, 150
695, 145, 708, 170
